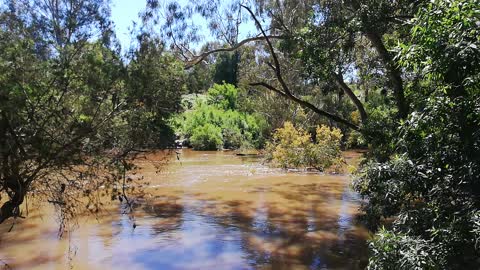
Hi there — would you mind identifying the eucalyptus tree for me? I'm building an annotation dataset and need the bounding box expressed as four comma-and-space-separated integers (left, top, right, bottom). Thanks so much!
0, 0, 131, 225
144, 1, 480, 268
0, 0, 186, 226
126, 34, 187, 148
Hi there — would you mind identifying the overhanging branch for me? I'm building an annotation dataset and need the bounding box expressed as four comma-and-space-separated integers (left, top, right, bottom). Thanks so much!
242, 4, 358, 130
250, 82, 359, 130
333, 73, 368, 123
184, 35, 285, 69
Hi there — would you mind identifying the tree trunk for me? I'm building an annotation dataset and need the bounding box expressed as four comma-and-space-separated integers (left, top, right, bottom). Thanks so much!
365, 32, 408, 119
0, 177, 26, 224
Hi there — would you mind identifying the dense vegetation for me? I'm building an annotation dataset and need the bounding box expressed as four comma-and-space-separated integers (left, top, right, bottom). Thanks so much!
171, 83, 266, 150
1, 0, 479, 268
354, 1, 480, 268
144, 0, 480, 267
0, 0, 186, 225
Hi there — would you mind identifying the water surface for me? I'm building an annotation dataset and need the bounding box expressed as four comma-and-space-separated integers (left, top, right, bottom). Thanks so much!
0, 150, 368, 269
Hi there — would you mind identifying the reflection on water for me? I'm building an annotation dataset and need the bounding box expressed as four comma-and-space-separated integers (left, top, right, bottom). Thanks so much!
0, 150, 369, 269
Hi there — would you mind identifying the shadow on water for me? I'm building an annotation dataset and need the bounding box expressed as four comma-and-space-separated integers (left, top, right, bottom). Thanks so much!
0, 150, 369, 270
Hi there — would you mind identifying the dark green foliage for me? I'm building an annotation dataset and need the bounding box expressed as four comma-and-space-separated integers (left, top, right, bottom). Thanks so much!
368, 228, 442, 270
126, 36, 187, 148
356, 95, 480, 268
399, 0, 480, 93
186, 62, 213, 94
0, 0, 126, 223
360, 105, 399, 162
213, 52, 240, 86
355, 0, 480, 268
0, 0, 187, 224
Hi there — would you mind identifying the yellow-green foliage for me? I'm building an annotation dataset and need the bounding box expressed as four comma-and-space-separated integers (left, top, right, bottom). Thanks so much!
266, 122, 311, 168
309, 125, 344, 171
266, 122, 344, 171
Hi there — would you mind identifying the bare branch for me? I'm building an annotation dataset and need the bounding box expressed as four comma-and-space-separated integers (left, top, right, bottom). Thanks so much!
249, 82, 288, 98
240, 5, 290, 95
333, 73, 368, 123
242, 5, 358, 130
249, 82, 359, 130
184, 35, 285, 69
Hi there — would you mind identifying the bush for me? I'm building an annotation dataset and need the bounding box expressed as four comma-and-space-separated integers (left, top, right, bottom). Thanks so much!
355, 1, 480, 268
266, 122, 311, 168
171, 84, 266, 150
190, 123, 223, 150
207, 83, 238, 110
346, 129, 366, 149
354, 95, 480, 268
368, 228, 443, 270
307, 125, 344, 171
266, 122, 343, 171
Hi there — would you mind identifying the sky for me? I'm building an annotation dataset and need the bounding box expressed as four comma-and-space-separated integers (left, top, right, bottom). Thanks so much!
110, 0, 146, 52
110, 0, 259, 53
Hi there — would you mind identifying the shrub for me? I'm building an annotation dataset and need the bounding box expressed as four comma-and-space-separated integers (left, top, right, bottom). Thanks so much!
206, 83, 238, 110
355, 0, 480, 268
266, 122, 343, 170
354, 95, 480, 268
266, 122, 311, 168
190, 123, 223, 150
171, 84, 266, 150
346, 129, 366, 149
306, 125, 344, 171
368, 228, 443, 270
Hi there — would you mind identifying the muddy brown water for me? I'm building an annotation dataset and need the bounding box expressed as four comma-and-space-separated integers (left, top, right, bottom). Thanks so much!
0, 150, 369, 270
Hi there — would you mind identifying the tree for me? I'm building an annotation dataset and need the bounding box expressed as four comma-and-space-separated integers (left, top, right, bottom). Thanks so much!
354, 0, 480, 268
151, 0, 480, 268
0, 0, 125, 224
126, 34, 187, 148
212, 51, 240, 86
0, 0, 187, 226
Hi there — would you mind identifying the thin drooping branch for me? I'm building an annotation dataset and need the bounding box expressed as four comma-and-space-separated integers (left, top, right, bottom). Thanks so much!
0, 99, 126, 224
250, 82, 359, 130
241, 5, 290, 94
333, 73, 368, 123
241, 4, 359, 130
250, 82, 288, 98
185, 35, 285, 69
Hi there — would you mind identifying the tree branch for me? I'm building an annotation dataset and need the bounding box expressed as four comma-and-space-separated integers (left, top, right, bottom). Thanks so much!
365, 32, 408, 119
241, 5, 290, 95
184, 35, 285, 69
250, 82, 359, 130
242, 4, 358, 130
249, 82, 288, 98
333, 73, 368, 123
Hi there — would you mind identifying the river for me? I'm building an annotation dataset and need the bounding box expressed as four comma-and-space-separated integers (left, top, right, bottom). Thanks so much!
0, 150, 369, 269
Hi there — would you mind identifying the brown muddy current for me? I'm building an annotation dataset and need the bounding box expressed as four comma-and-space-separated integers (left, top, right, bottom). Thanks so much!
0, 150, 369, 270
